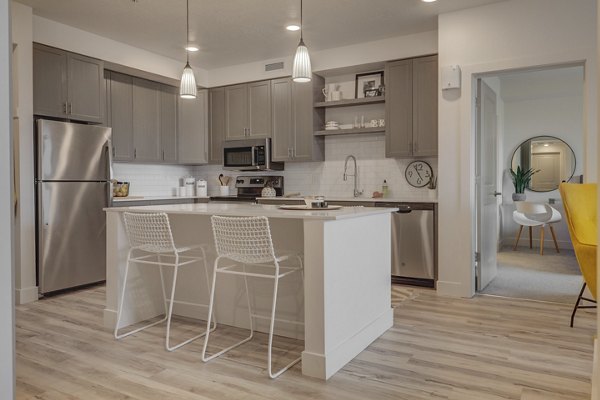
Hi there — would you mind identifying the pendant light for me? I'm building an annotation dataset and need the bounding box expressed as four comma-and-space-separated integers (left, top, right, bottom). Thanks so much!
292, 0, 311, 83
180, 0, 197, 99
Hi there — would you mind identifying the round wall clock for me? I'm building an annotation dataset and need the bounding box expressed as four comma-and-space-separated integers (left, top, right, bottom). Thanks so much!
405, 160, 433, 188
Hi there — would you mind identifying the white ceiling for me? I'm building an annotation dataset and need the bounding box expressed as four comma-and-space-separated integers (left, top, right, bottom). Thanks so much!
16, 0, 505, 69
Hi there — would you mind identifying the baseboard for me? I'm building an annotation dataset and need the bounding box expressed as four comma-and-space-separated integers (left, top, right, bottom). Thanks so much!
15, 286, 38, 305
301, 307, 393, 380
593, 338, 598, 400
436, 280, 472, 298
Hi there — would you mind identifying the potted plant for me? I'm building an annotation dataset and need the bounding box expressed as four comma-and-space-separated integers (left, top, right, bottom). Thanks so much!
510, 166, 539, 201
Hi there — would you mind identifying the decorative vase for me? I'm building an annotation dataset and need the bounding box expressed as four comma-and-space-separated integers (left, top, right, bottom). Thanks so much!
512, 192, 526, 202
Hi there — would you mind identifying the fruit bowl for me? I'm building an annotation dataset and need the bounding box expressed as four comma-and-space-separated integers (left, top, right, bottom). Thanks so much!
112, 181, 130, 197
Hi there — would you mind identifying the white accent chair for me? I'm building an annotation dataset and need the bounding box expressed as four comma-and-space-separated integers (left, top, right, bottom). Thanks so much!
115, 212, 215, 351
202, 215, 304, 379
512, 202, 562, 255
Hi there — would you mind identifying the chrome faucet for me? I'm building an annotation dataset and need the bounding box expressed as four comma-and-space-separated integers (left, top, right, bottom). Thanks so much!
343, 155, 363, 197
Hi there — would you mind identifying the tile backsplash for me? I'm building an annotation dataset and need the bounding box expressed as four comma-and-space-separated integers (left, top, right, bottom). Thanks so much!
113, 134, 437, 200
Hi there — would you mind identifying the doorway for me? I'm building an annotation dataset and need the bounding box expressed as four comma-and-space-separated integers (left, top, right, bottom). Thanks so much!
475, 65, 586, 304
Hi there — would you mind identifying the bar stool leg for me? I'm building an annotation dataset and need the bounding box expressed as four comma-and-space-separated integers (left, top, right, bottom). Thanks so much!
115, 251, 167, 339
200, 247, 217, 332
513, 226, 523, 251
202, 258, 254, 362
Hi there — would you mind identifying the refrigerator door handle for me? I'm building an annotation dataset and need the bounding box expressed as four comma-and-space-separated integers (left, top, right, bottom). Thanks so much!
105, 139, 113, 206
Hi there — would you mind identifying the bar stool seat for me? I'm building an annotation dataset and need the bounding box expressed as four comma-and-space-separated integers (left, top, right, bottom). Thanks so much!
202, 215, 304, 379
114, 212, 215, 352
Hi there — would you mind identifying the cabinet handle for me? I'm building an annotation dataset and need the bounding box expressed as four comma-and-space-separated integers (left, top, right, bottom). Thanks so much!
62, 102, 67, 114
68, 102, 72, 115
414, 142, 418, 153
112, 147, 116, 157
134, 148, 137, 159
162, 150, 165, 161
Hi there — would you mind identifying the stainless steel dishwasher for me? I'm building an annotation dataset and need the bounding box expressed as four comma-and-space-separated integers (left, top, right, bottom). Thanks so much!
376, 202, 437, 288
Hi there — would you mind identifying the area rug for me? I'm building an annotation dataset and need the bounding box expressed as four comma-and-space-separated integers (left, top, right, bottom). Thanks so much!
480, 246, 584, 304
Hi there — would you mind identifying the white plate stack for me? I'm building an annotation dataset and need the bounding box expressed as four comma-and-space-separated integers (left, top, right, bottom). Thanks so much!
325, 121, 339, 130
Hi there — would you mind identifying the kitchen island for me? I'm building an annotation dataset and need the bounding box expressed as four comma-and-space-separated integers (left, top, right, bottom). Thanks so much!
104, 203, 395, 380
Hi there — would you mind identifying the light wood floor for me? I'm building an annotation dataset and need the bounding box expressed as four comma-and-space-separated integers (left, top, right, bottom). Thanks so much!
15, 285, 595, 400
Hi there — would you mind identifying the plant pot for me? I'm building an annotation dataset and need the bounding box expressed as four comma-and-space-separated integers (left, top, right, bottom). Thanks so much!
512, 192, 526, 202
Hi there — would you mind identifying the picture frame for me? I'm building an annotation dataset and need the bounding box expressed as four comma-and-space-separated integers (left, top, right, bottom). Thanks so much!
355, 71, 384, 99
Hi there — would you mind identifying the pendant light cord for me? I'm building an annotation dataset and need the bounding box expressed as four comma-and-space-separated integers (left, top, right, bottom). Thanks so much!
186, 0, 190, 63
300, 0, 303, 41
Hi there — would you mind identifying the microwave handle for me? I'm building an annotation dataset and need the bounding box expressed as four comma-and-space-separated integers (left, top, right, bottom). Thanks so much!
251, 146, 257, 167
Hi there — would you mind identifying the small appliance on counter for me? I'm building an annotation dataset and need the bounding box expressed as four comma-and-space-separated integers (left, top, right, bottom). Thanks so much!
196, 179, 208, 197
210, 175, 284, 203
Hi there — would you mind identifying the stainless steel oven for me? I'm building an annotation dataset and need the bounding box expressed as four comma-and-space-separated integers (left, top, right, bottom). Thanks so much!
223, 138, 283, 171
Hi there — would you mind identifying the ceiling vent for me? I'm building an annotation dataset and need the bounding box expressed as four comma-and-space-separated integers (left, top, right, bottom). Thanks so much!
265, 62, 284, 72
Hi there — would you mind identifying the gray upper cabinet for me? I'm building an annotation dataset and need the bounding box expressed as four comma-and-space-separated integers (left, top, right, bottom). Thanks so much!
225, 80, 272, 140
271, 78, 293, 161
67, 53, 105, 123
248, 80, 272, 138
33, 43, 104, 123
132, 78, 161, 162
160, 85, 178, 163
225, 84, 248, 140
178, 89, 208, 165
412, 55, 438, 157
209, 87, 225, 164
271, 76, 324, 162
33, 44, 68, 118
385, 55, 438, 158
107, 71, 134, 161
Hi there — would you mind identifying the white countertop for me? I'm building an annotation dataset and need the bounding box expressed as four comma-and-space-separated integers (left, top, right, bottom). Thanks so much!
105, 202, 397, 221
112, 195, 210, 202
257, 196, 438, 204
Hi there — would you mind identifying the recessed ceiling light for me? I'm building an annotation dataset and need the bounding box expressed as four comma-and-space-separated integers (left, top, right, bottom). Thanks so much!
185, 45, 199, 52
286, 24, 301, 31
544, 143, 550, 147
421, 0, 437, 2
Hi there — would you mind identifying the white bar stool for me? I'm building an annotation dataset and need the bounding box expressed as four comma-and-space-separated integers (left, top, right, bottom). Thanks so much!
115, 212, 215, 351
201, 215, 304, 379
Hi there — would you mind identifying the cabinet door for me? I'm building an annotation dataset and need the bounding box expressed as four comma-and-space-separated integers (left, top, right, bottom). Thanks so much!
67, 53, 104, 123
33, 44, 68, 118
248, 80, 272, 138
160, 85, 178, 163
413, 55, 438, 157
108, 72, 134, 161
271, 78, 293, 162
293, 77, 324, 162
209, 87, 225, 164
132, 77, 161, 162
385, 59, 413, 158
178, 89, 208, 164
225, 84, 248, 140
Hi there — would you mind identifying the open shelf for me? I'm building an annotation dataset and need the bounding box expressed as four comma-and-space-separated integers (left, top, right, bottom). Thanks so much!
314, 127, 385, 136
314, 96, 385, 108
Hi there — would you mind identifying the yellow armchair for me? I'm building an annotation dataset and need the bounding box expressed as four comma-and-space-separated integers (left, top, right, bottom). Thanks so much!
559, 183, 597, 327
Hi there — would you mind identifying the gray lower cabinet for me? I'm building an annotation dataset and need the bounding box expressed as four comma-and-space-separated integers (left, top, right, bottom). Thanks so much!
160, 85, 178, 163
132, 78, 161, 162
225, 80, 272, 140
178, 89, 208, 164
385, 55, 438, 158
107, 71, 134, 161
33, 43, 104, 123
271, 76, 324, 162
209, 87, 225, 164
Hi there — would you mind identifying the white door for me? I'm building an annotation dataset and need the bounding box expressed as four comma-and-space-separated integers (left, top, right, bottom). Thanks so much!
476, 80, 499, 290
531, 152, 561, 191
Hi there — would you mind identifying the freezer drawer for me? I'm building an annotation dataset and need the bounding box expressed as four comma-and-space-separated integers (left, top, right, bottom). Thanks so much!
38, 181, 108, 293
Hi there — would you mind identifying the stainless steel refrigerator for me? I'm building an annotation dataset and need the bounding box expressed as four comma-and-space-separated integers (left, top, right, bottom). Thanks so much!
36, 120, 112, 294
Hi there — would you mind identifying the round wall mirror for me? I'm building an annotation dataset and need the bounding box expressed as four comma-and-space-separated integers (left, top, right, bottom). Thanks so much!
511, 135, 576, 192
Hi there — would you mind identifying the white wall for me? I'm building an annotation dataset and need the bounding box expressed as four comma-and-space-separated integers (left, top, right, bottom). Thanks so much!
11, 2, 36, 305
437, 0, 597, 297
208, 30, 437, 87
32, 15, 209, 87
0, 0, 16, 396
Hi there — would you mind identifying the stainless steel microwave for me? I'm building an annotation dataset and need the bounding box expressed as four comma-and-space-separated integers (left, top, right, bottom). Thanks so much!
223, 138, 283, 171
